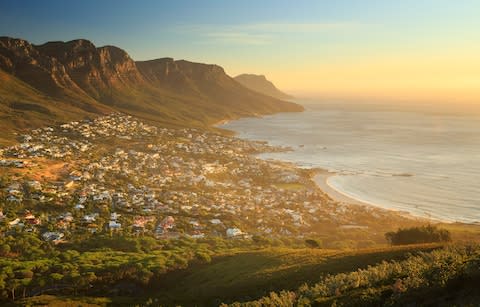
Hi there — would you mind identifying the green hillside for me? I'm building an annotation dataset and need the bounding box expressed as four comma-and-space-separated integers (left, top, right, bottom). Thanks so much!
227, 244, 480, 307
9, 242, 446, 307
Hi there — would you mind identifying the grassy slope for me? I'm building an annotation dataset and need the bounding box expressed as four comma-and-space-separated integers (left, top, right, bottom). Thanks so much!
0, 70, 108, 144
148, 244, 442, 306
0, 66, 301, 145
15, 244, 442, 306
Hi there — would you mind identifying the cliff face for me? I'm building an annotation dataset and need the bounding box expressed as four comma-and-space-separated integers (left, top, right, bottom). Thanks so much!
234, 74, 293, 100
136, 58, 302, 117
35, 40, 144, 102
0, 36, 303, 142
0, 37, 86, 98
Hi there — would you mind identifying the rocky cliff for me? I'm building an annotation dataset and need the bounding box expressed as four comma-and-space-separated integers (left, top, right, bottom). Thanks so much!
0, 37, 303, 143
234, 74, 293, 100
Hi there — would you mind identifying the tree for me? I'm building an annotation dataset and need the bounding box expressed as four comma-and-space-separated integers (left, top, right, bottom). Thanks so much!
305, 239, 321, 248
0, 244, 11, 256
385, 225, 451, 245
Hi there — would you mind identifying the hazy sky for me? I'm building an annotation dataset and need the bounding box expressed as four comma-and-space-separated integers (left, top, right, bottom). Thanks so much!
1, 0, 479, 103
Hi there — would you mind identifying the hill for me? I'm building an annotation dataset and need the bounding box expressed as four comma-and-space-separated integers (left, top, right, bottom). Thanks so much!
13, 243, 445, 306
234, 74, 293, 100
226, 244, 480, 307
0, 37, 303, 144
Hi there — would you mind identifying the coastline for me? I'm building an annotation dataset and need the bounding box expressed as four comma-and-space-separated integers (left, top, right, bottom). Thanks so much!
218, 110, 463, 224
219, 119, 407, 217
313, 170, 372, 206
313, 169, 443, 222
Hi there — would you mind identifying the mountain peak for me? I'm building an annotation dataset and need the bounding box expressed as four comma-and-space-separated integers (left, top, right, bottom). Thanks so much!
234, 73, 292, 100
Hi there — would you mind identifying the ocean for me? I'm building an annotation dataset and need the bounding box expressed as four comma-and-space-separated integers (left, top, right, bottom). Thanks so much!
221, 102, 480, 223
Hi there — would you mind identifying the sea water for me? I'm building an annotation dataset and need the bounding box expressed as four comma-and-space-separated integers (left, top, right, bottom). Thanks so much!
221, 102, 480, 223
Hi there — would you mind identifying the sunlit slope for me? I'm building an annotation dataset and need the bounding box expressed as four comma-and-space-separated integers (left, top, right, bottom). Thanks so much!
0, 37, 303, 144
152, 244, 442, 306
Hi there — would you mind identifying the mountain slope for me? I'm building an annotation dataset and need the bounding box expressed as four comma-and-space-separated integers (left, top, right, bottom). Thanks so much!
137, 59, 300, 119
0, 37, 303, 143
0, 69, 107, 145
234, 73, 293, 100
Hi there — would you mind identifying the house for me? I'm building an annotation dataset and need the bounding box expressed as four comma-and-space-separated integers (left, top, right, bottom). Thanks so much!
26, 180, 42, 190
74, 204, 85, 210
6, 195, 21, 203
160, 216, 175, 229
83, 214, 97, 223
25, 214, 41, 225
8, 218, 21, 227
210, 219, 222, 225
110, 212, 121, 220
189, 231, 205, 239
226, 228, 243, 238
86, 224, 98, 233
59, 212, 73, 222
108, 220, 122, 230
42, 231, 64, 243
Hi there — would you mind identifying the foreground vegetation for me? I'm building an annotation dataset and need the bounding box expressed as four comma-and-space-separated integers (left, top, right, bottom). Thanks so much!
227, 244, 480, 307
3, 240, 442, 306
1, 225, 478, 306
385, 225, 451, 245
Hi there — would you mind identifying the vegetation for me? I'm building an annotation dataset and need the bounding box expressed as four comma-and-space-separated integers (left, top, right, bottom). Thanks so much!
385, 225, 451, 246
226, 244, 480, 306
0, 232, 244, 303
2, 236, 443, 306
305, 239, 321, 248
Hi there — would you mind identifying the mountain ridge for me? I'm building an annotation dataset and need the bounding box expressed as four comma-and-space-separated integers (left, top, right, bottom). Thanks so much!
234, 73, 293, 100
0, 36, 303, 144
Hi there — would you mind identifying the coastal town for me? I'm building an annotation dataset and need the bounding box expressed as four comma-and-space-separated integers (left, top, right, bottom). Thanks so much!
0, 113, 415, 247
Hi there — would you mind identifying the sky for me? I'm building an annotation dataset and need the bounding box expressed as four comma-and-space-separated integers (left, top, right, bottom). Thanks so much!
1, 0, 480, 103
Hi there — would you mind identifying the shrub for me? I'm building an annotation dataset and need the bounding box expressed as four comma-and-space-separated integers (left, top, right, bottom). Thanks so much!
385, 225, 451, 246
305, 239, 321, 248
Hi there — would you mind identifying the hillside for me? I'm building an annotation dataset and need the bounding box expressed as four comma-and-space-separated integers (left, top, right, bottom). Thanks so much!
0, 37, 303, 143
234, 74, 293, 100
227, 244, 480, 307
13, 244, 446, 306
153, 244, 443, 306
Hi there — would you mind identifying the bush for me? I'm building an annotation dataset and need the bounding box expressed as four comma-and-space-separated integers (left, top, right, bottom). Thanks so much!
305, 239, 321, 248
385, 225, 451, 246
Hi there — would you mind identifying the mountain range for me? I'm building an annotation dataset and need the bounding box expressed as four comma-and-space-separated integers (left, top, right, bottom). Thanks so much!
0, 37, 302, 144
234, 74, 292, 100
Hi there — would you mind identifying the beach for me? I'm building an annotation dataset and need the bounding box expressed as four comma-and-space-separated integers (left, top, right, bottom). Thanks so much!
313, 170, 370, 206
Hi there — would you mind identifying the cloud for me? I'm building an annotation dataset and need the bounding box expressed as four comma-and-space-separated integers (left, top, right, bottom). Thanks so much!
174, 22, 358, 45
204, 31, 272, 45
241, 22, 357, 33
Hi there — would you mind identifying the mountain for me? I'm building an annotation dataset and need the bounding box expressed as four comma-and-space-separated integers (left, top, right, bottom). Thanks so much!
234, 73, 293, 100
0, 37, 303, 143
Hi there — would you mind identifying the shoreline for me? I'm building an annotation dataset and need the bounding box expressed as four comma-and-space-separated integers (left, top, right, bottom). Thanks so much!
313, 169, 446, 223
313, 170, 372, 206
218, 113, 461, 225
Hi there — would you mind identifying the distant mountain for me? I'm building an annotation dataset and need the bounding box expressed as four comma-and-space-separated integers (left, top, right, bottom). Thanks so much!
0, 37, 303, 143
234, 74, 293, 100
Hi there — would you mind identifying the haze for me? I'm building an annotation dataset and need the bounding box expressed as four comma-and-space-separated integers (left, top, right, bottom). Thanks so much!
1, 0, 479, 104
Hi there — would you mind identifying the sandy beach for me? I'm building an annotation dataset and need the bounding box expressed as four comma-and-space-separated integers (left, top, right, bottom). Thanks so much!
313, 169, 447, 223
313, 170, 371, 206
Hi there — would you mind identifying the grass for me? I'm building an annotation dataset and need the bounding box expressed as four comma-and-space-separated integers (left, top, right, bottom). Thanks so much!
438, 222, 480, 242
273, 183, 305, 191
13, 295, 111, 307
149, 244, 443, 306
